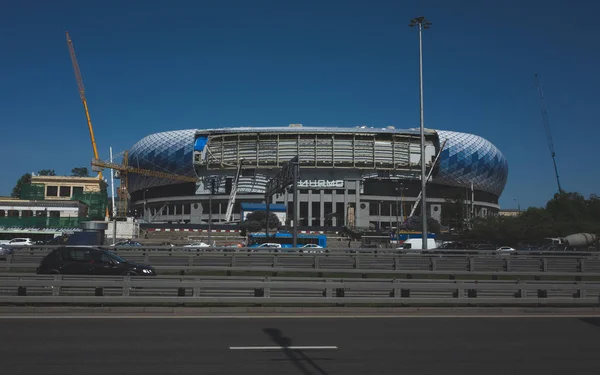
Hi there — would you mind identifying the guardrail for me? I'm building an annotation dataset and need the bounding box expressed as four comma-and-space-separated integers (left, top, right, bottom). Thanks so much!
3, 250, 600, 277
0, 275, 598, 306
4, 245, 600, 256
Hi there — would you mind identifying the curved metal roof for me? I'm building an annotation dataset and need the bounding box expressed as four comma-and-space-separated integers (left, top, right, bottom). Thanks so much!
128, 127, 508, 197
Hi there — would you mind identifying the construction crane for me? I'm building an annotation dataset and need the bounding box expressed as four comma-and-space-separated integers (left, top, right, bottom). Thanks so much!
534, 73, 563, 194
66, 32, 102, 180
224, 160, 245, 222
91, 153, 198, 217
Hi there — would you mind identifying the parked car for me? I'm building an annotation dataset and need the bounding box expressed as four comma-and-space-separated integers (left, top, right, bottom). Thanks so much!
36, 246, 156, 276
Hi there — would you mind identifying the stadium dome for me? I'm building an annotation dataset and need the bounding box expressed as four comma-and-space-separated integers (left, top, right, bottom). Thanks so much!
128, 128, 508, 198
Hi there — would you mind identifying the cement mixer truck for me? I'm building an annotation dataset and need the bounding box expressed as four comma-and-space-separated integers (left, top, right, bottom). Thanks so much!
544, 233, 597, 250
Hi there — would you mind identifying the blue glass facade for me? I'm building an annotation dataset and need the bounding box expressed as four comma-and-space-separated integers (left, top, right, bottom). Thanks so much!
433, 130, 508, 197
127, 130, 197, 193
128, 128, 508, 197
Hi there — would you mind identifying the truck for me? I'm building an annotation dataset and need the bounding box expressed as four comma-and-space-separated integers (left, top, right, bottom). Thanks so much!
544, 233, 597, 250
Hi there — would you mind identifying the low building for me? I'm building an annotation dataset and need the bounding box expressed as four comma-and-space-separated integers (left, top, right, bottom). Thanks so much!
30, 175, 103, 201
499, 209, 521, 217
0, 197, 88, 220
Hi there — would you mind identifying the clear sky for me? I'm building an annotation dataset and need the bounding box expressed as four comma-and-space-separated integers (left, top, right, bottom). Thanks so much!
1, 0, 598, 209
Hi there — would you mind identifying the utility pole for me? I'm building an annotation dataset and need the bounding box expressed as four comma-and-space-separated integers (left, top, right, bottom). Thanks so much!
409, 16, 432, 249
292, 160, 299, 249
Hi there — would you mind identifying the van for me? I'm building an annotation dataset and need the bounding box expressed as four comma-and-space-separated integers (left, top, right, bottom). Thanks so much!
398, 238, 437, 250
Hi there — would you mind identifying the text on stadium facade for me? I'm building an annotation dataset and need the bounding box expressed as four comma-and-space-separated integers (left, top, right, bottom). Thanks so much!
298, 180, 345, 188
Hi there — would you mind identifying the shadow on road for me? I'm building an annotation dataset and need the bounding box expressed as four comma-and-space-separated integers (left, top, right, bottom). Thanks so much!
263, 328, 331, 375
578, 317, 600, 327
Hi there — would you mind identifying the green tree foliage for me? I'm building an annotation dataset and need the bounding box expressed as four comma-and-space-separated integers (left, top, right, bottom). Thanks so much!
239, 210, 282, 235
37, 169, 56, 176
402, 215, 441, 234
468, 191, 600, 246
11, 173, 32, 197
71, 167, 90, 177
441, 194, 466, 231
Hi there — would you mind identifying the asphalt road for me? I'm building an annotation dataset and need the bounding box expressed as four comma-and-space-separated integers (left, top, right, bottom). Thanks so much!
1, 316, 600, 374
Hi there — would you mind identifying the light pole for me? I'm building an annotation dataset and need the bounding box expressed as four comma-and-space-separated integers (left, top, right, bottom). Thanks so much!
409, 16, 431, 250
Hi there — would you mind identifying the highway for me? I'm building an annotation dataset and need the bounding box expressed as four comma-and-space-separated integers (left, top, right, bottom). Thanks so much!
1, 317, 599, 374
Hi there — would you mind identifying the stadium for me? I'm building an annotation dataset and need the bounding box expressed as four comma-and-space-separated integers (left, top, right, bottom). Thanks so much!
127, 125, 508, 230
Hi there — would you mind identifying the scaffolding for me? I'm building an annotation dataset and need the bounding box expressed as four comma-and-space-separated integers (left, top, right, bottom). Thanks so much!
71, 188, 108, 220
19, 184, 45, 201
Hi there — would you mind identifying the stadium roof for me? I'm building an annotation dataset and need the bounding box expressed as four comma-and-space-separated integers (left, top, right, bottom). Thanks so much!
196, 126, 437, 136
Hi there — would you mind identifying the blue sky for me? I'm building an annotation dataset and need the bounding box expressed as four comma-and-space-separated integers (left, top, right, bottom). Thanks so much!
0, 0, 598, 209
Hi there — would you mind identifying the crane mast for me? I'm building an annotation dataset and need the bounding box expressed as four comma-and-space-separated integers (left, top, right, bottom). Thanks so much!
534, 73, 563, 194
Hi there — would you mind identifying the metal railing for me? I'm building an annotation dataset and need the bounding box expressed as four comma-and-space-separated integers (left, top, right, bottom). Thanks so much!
0, 275, 599, 306
3, 248, 600, 276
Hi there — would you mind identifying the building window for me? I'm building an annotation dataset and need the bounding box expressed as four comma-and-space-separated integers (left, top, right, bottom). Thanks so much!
369, 202, 379, 216
50, 211, 60, 218
335, 189, 344, 195
324, 189, 332, 195
59, 186, 71, 197
72, 186, 84, 196
184, 204, 191, 214
46, 186, 58, 197
348, 189, 356, 195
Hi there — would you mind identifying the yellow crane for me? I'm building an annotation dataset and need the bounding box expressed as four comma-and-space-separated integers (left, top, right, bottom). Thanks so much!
91, 153, 197, 217
66, 32, 102, 179
67, 32, 198, 218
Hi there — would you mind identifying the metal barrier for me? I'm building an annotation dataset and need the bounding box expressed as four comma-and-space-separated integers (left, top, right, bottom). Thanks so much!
3, 249, 600, 276
5, 245, 600, 256
0, 275, 598, 305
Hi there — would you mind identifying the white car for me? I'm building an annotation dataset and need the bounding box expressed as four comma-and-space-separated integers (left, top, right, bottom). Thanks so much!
300, 244, 324, 253
497, 246, 515, 253
183, 242, 210, 248
257, 243, 282, 248
7, 238, 34, 246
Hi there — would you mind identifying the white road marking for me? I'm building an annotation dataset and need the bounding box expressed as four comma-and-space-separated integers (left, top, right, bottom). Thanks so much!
230, 346, 338, 350
0, 314, 597, 319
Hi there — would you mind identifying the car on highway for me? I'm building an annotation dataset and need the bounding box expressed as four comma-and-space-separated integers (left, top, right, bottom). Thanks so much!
6, 238, 34, 246
183, 242, 210, 249
36, 246, 156, 276
0, 245, 13, 257
111, 240, 143, 247
299, 243, 325, 253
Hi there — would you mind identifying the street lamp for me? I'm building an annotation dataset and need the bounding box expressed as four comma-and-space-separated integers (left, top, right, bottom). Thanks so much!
409, 16, 431, 250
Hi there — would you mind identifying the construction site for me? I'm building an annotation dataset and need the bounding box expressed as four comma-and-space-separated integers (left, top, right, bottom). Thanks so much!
1, 32, 512, 249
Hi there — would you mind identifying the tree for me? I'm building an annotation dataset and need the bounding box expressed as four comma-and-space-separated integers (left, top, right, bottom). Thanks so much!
37, 169, 56, 176
402, 215, 441, 234
11, 173, 32, 198
71, 167, 89, 177
441, 194, 466, 231
238, 210, 282, 235
467, 190, 600, 247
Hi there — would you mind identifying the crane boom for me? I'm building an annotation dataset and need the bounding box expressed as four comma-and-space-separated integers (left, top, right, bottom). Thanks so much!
66, 32, 102, 174
91, 159, 197, 183
534, 73, 563, 194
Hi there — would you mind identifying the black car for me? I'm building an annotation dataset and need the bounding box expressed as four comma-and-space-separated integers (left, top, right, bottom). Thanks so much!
36, 246, 156, 276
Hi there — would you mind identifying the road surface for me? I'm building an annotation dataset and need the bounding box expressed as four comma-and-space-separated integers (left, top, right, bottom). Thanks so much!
1, 316, 599, 374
